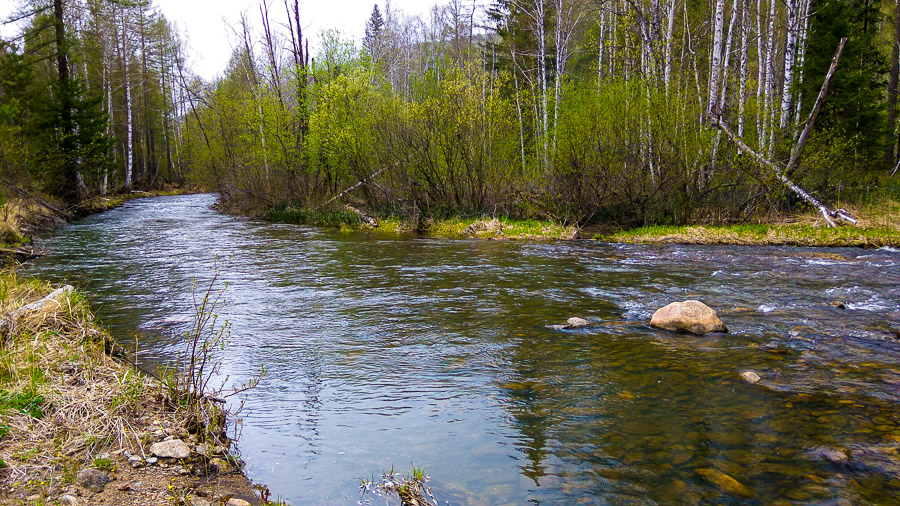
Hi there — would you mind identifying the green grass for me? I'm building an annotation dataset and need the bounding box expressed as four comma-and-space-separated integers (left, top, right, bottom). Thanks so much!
599, 224, 899, 248
0, 390, 45, 419
92, 457, 117, 472
268, 203, 579, 240
269, 205, 365, 229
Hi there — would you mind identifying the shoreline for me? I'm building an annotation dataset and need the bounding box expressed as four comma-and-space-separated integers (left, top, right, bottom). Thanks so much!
0, 273, 267, 505
1, 189, 271, 505
264, 204, 898, 248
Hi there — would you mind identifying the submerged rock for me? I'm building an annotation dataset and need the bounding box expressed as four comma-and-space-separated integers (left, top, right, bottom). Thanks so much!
696, 468, 754, 498
650, 300, 728, 335
809, 446, 850, 464
565, 317, 590, 329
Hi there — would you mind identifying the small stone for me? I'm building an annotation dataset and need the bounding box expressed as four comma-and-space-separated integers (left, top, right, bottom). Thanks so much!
77, 468, 112, 493
97, 452, 110, 460
210, 458, 233, 474
226, 499, 252, 506
191, 498, 213, 506
26, 495, 41, 502
150, 439, 192, 459
650, 300, 728, 335
565, 317, 590, 329
830, 301, 847, 309
129, 460, 144, 469
173, 465, 191, 475
123, 450, 133, 459
59, 495, 78, 505
116, 484, 131, 492
164, 435, 176, 441
741, 371, 761, 384
146, 457, 158, 465
810, 446, 850, 463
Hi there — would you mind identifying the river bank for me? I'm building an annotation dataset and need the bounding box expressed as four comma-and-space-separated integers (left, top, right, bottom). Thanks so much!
265, 199, 899, 247
0, 271, 267, 505
1, 190, 271, 504
1, 187, 200, 264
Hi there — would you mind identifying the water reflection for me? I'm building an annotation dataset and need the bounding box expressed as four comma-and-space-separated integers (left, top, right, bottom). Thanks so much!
29, 194, 900, 504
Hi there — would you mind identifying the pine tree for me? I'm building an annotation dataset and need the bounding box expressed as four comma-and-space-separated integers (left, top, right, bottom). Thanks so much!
363, 4, 384, 55
800, 0, 888, 168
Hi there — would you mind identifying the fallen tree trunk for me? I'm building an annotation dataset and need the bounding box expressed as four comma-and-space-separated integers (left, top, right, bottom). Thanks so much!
788, 38, 847, 174
708, 38, 856, 227
0, 285, 74, 336
708, 116, 855, 227
318, 167, 389, 210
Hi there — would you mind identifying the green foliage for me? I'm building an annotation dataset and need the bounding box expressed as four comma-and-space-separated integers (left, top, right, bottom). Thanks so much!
92, 457, 117, 472
801, 0, 888, 167
0, 390, 45, 419
269, 205, 364, 228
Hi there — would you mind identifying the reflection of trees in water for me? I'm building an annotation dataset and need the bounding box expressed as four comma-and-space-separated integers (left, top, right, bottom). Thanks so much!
495, 331, 773, 501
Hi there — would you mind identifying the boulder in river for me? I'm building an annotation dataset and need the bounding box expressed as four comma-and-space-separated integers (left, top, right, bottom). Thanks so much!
650, 300, 727, 335
740, 371, 761, 384
565, 317, 590, 329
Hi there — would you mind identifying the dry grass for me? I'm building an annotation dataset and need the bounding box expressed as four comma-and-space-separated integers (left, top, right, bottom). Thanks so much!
0, 271, 265, 504
0, 199, 63, 244
0, 272, 148, 492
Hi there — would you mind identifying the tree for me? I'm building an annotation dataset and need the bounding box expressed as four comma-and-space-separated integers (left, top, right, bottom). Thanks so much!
800, 0, 888, 167
363, 4, 385, 56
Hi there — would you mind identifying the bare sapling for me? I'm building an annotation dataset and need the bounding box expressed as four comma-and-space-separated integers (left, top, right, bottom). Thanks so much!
162, 264, 265, 445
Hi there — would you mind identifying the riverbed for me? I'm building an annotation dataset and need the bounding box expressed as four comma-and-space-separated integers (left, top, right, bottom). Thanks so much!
29, 194, 900, 504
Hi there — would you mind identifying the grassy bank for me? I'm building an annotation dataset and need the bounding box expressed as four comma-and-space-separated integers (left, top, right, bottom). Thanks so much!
1, 187, 199, 265
268, 204, 579, 241
0, 271, 267, 505
600, 223, 899, 248
266, 200, 898, 247
599, 199, 899, 248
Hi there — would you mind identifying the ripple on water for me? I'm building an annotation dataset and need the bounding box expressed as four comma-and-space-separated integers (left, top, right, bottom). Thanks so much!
26, 194, 900, 505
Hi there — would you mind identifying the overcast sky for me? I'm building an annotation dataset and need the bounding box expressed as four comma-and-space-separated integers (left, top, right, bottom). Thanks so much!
0, 0, 437, 80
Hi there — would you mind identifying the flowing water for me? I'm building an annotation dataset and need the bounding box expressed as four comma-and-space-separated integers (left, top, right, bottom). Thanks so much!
28, 194, 900, 504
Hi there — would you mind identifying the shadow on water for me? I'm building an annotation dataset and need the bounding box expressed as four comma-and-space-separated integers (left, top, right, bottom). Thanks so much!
29, 194, 900, 504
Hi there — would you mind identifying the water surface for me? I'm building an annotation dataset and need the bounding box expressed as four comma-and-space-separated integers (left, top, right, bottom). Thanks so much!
30, 194, 900, 504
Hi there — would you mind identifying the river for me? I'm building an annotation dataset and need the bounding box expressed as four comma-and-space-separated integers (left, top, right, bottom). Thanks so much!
28, 194, 900, 504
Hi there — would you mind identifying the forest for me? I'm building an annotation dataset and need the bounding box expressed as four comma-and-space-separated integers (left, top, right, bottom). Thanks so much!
1, 0, 898, 228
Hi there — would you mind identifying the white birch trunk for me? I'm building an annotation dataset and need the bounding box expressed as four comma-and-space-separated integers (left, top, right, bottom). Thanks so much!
763, 0, 776, 154
663, 0, 677, 93
707, 0, 726, 116
756, 0, 765, 143
793, 0, 811, 127
779, 0, 798, 130
738, 0, 750, 137
121, 8, 134, 192
537, 1, 549, 171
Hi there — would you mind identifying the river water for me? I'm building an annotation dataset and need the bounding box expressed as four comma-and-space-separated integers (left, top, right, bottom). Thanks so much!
28, 194, 900, 504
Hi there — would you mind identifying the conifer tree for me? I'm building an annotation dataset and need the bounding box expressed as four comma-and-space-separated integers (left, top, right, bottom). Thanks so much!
363, 4, 385, 55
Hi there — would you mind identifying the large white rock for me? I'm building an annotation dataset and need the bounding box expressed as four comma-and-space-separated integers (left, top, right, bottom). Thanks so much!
650, 300, 727, 335
150, 439, 192, 459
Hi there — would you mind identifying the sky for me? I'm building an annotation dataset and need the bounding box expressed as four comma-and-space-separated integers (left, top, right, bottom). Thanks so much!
0, 0, 437, 80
